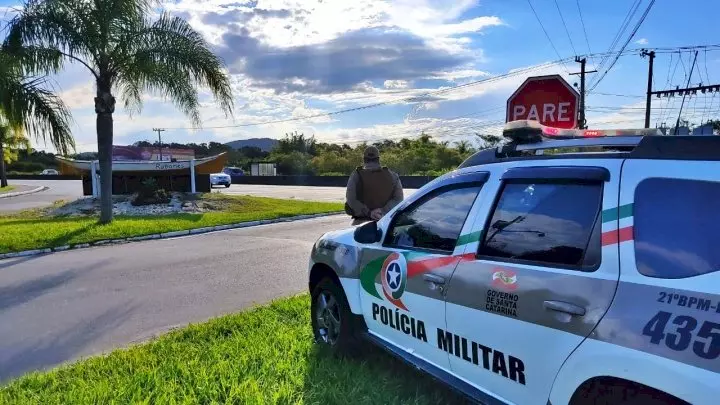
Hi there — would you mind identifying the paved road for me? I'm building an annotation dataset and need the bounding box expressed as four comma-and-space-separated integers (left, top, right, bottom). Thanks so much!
0, 180, 419, 212
0, 180, 83, 212
220, 184, 418, 202
0, 184, 35, 195
0, 215, 349, 382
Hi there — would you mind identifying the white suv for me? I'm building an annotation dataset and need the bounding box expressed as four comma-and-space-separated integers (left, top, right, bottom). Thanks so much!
307, 121, 719, 405
209, 172, 231, 188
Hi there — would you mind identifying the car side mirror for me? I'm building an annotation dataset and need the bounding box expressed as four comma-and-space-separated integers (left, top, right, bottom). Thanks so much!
353, 221, 382, 244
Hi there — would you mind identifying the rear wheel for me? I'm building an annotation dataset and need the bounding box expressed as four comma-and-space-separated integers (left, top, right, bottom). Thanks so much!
310, 277, 361, 356
224, 184, 231, 188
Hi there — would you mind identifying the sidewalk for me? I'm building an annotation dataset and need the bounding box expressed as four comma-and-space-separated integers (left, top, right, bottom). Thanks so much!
0, 184, 46, 199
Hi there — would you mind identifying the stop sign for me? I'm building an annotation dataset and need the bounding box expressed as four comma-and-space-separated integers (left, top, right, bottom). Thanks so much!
506, 74, 580, 129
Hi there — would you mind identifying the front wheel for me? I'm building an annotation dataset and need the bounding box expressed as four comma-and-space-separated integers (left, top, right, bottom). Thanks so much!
310, 277, 361, 356
224, 184, 231, 188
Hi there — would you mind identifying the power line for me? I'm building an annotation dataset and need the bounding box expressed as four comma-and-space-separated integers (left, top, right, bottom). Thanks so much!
588, 105, 718, 112
344, 106, 507, 141
576, 0, 594, 62
555, 0, 578, 56
674, 51, 699, 134
590, 0, 642, 86
155, 43, 720, 133
698, 50, 712, 125
679, 52, 688, 82
526, 0, 570, 72
589, 0, 656, 92
658, 52, 681, 125
592, 92, 645, 98
161, 59, 570, 131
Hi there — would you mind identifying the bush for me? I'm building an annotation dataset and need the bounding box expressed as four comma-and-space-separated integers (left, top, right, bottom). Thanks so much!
131, 178, 171, 206
6, 161, 46, 173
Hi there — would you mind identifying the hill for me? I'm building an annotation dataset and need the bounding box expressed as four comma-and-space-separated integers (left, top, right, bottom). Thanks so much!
225, 138, 278, 152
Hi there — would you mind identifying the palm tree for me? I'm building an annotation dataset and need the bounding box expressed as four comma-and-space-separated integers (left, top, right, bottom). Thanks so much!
0, 46, 74, 187
0, 123, 31, 187
709, 120, 720, 135
475, 133, 503, 149
5, 0, 234, 223
455, 140, 473, 155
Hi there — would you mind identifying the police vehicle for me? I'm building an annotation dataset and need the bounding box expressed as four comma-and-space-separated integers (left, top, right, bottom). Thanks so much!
308, 120, 719, 405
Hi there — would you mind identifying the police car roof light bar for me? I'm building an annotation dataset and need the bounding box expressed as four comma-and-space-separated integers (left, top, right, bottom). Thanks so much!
502, 120, 663, 144
458, 120, 720, 169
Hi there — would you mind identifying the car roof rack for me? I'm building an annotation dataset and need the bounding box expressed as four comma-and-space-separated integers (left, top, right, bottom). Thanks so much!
458, 120, 720, 169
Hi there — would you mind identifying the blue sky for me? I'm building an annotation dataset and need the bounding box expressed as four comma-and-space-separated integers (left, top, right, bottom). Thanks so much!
1, 0, 719, 153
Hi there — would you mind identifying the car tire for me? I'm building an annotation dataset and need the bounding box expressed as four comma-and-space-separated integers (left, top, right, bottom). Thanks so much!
571, 380, 687, 405
225, 184, 231, 188
310, 277, 361, 357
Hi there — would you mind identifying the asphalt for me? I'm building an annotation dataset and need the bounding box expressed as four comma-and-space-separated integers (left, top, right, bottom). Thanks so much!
220, 184, 418, 202
0, 180, 419, 211
0, 184, 36, 196
0, 180, 83, 212
0, 215, 350, 382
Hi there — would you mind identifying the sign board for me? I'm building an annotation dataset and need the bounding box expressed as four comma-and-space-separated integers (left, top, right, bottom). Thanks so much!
506, 75, 580, 129
112, 146, 195, 161
251, 162, 277, 176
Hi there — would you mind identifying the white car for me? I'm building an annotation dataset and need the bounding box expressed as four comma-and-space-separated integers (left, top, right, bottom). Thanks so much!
41, 169, 59, 175
308, 120, 718, 405
209, 172, 231, 188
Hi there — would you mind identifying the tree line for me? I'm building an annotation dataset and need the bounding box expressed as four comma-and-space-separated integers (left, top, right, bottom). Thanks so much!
267, 131, 503, 176
5, 130, 502, 177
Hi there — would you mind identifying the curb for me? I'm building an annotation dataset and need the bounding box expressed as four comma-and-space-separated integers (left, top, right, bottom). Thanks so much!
0, 212, 343, 260
0, 186, 48, 199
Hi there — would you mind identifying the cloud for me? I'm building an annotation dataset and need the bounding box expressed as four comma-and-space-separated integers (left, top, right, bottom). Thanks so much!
218, 26, 472, 94
635, 38, 648, 45
384, 80, 409, 89
201, 8, 292, 26
40, 0, 514, 152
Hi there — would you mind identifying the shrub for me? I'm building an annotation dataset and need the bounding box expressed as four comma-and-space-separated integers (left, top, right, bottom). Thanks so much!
6, 161, 46, 173
131, 178, 171, 206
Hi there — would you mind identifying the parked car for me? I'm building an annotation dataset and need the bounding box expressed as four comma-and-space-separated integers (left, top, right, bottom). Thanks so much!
222, 167, 244, 178
209, 172, 231, 188
41, 169, 59, 175
307, 120, 718, 405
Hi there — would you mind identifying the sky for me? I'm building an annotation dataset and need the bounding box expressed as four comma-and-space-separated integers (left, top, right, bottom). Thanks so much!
1, 0, 720, 153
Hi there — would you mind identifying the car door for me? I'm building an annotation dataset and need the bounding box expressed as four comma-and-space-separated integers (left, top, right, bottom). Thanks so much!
443, 160, 622, 405
357, 171, 489, 370
588, 159, 720, 405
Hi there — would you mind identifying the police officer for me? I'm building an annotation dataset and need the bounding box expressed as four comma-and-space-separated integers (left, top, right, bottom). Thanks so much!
345, 146, 404, 225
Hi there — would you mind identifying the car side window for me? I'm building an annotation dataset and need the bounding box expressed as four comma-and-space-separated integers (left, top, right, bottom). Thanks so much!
386, 185, 482, 253
478, 181, 603, 269
634, 178, 720, 279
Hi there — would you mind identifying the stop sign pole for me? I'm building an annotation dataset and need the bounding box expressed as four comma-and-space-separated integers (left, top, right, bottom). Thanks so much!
506, 74, 580, 129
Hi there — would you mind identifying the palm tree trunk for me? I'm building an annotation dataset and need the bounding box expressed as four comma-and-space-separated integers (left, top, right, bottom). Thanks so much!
0, 143, 7, 188
95, 81, 116, 224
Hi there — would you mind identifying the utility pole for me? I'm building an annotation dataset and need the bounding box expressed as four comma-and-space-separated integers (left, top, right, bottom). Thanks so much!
152, 128, 165, 160
674, 51, 698, 135
570, 57, 597, 129
641, 49, 655, 128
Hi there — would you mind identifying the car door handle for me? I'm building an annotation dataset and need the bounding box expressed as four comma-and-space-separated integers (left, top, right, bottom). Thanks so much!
423, 273, 445, 285
423, 274, 446, 285
422, 274, 446, 293
543, 300, 586, 316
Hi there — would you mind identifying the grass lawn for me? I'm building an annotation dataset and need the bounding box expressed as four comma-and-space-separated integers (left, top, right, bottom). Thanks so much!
0, 294, 465, 405
0, 194, 342, 254
0, 185, 16, 194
